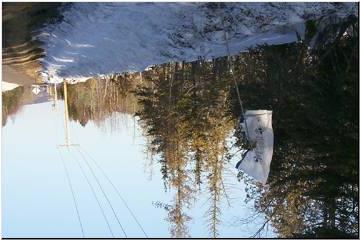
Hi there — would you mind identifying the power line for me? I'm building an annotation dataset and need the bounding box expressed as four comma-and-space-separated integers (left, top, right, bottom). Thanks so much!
69, 148, 115, 237
57, 148, 85, 237
79, 147, 149, 238
52, 91, 85, 237
74, 147, 128, 238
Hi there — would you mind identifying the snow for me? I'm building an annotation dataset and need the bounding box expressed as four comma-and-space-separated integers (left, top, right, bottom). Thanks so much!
36, 3, 358, 83
2, 81, 20, 92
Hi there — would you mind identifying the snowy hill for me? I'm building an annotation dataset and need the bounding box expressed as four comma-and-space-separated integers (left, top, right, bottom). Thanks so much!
36, 2, 358, 83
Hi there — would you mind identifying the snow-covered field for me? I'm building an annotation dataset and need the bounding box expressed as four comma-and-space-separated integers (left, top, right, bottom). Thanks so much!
37, 3, 358, 83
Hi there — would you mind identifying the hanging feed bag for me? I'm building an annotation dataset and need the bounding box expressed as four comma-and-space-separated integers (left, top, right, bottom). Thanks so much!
237, 110, 274, 184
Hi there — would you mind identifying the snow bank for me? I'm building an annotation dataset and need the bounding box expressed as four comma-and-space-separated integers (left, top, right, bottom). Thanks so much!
37, 3, 358, 83
2, 81, 20, 92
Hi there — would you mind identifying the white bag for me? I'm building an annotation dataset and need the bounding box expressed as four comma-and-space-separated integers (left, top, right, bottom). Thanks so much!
237, 110, 274, 184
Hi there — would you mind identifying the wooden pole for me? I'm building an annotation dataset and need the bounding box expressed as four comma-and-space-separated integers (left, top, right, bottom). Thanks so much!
63, 79, 70, 146
53, 82, 58, 109
54, 82, 58, 105
57, 80, 79, 148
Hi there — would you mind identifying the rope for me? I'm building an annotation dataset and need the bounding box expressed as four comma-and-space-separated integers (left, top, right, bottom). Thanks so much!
69, 148, 115, 237
74, 147, 128, 238
57, 148, 85, 237
223, 30, 250, 140
78, 147, 149, 238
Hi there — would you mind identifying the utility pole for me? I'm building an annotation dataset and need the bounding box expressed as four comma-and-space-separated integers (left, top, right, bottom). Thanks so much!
133, 102, 136, 144
58, 79, 79, 148
52, 82, 58, 110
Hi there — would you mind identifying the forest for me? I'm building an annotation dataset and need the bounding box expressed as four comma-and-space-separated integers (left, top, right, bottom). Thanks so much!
2, 15, 358, 238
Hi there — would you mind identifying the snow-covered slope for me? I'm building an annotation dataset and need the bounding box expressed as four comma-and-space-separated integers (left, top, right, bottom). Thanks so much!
37, 2, 358, 83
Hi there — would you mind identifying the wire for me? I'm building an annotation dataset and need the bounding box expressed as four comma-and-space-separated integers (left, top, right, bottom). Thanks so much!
79, 147, 149, 238
69, 148, 115, 237
57, 148, 85, 237
52, 87, 85, 237
74, 147, 128, 238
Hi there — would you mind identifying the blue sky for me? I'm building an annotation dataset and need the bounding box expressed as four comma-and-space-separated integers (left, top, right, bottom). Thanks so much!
2, 100, 274, 238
